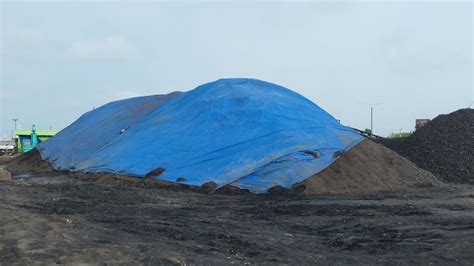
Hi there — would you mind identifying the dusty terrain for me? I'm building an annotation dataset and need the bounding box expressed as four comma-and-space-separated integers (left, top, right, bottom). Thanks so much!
1, 168, 473, 265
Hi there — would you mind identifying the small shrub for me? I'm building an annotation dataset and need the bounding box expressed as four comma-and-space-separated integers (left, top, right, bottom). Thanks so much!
387, 132, 412, 139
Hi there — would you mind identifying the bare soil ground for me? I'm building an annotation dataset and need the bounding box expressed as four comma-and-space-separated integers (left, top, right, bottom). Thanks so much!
0, 156, 16, 165
1, 169, 473, 265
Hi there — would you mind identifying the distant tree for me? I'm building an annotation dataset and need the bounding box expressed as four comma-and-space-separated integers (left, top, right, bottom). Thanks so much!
364, 128, 372, 134
387, 132, 412, 139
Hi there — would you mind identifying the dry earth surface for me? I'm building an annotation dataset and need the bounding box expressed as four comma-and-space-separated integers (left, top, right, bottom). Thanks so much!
1, 166, 473, 265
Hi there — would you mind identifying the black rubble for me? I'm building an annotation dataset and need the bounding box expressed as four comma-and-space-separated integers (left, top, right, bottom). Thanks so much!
380, 108, 474, 184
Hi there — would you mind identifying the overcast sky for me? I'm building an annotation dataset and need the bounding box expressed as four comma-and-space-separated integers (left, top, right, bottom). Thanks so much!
1, 1, 472, 138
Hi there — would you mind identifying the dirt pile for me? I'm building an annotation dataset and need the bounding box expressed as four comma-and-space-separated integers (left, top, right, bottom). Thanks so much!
8, 140, 441, 195
7, 149, 54, 173
296, 139, 441, 195
0, 156, 15, 165
380, 109, 474, 184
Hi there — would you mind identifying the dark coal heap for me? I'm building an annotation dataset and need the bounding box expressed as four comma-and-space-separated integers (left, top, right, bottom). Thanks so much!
380, 109, 474, 184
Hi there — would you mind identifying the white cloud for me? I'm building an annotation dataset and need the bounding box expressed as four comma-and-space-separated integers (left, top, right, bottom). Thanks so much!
67, 36, 137, 60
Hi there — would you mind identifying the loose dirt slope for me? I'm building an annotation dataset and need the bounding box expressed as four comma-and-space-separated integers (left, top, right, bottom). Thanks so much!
7, 149, 54, 173
298, 140, 441, 195
380, 108, 474, 184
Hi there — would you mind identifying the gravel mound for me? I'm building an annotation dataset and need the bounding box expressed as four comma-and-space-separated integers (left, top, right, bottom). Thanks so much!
379, 109, 474, 184
296, 139, 441, 195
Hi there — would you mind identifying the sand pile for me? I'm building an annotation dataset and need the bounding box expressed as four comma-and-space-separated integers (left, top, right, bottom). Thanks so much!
295, 139, 441, 195
380, 109, 474, 184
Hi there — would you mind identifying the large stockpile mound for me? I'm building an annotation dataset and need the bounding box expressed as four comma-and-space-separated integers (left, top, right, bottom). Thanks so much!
8, 78, 442, 194
380, 109, 474, 184
11, 79, 364, 193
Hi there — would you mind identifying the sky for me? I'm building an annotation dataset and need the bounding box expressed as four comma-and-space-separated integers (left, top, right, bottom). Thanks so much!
1, 1, 472, 138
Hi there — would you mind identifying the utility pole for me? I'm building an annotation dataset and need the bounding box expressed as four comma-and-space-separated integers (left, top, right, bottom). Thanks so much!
370, 107, 373, 135
12, 118, 19, 139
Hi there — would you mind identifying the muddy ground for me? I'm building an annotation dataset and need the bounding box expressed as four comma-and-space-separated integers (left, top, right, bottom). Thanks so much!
1, 169, 473, 264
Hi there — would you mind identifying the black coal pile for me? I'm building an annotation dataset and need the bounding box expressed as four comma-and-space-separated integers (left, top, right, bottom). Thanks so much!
380, 108, 474, 184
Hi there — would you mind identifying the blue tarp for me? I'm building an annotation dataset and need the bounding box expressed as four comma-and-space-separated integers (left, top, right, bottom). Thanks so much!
38, 78, 363, 193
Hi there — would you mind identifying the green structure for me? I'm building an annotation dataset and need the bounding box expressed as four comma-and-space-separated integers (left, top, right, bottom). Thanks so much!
15, 127, 59, 153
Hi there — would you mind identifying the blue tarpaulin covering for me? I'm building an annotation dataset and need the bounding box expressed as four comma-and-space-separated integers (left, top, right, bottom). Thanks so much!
38, 78, 363, 193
